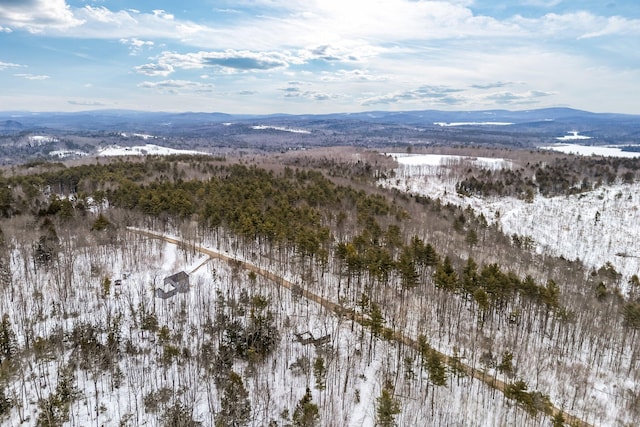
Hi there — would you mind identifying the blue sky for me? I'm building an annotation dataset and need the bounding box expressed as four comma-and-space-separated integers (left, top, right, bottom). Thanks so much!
0, 0, 638, 114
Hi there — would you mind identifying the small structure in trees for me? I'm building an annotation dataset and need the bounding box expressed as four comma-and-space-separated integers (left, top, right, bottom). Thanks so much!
155, 271, 189, 299
294, 331, 331, 349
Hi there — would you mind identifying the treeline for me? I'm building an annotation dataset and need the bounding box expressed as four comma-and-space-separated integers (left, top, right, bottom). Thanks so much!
456, 155, 640, 199
5, 158, 403, 262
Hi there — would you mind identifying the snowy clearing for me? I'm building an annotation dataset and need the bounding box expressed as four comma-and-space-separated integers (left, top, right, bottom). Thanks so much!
433, 122, 513, 127
97, 144, 209, 157
251, 125, 311, 134
388, 153, 514, 170
555, 131, 592, 141
48, 149, 88, 159
540, 143, 640, 158
28, 135, 59, 144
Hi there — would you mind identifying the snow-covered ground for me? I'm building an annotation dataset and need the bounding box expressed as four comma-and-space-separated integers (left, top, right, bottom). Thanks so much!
28, 135, 59, 144
381, 153, 640, 287
387, 153, 513, 170
2, 225, 546, 427
251, 125, 311, 134
541, 143, 640, 158
48, 149, 88, 159
555, 131, 592, 141
434, 121, 513, 127
97, 144, 209, 157
119, 132, 157, 139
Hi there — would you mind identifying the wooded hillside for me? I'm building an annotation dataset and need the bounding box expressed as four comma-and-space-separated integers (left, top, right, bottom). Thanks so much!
0, 149, 636, 426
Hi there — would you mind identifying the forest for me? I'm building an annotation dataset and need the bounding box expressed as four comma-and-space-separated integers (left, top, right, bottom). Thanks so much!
0, 147, 637, 426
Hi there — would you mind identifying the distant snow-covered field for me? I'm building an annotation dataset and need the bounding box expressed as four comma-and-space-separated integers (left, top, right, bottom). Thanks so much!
97, 144, 209, 157
433, 121, 514, 127
388, 153, 513, 169
541, 143, 640, 158
48, 149, 88, 159
251, 125, 311, 134
555, 131, 592, 141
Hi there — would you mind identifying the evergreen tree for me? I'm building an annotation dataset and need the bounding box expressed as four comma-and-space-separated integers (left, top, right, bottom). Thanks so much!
425, 349, 447, 387
462, 257, 479, 295
36, 366, 80, 427
551, 411, 565, 427
292, 387, 320, 427
0, 314, 17, 362
369, 303, 385, 338
434, 256, 458, 291
497, 351, 514, 377
216, 371, 251, 427
162, 401, 202, 427
313, 357, 326, 391
376, 386, 400, 427
397, 247, 419, 289
91, 213, 112, 231
465, 229, 478, 247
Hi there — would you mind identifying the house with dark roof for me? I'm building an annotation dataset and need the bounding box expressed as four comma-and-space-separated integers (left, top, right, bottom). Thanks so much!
155, 271, 190, 299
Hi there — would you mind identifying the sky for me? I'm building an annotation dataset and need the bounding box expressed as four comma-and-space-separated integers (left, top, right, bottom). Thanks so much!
0, 0, 639, 114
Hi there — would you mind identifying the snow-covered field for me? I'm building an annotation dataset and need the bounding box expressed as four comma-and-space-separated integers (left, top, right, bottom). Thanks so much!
97, 144, 209, 157
251, 125, 311, 134
555, 131, 592, 141
28, 135, 59, 144
381, 152, 640, 286
119, 132, 157, 140
48, 149, 89, 159
433, 121, 513, 127
387, 153, 513, 170
541, 143, 640, 158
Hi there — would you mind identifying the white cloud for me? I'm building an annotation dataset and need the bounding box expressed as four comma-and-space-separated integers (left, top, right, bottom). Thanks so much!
578, 15, 639, 39
361, 85, 466, 106
81, 6, 126, 24
470, 81, 516, 90
280, 87, 338, 101
147, 50, 292, 75
120, 37, 154, 55
0, 25, 11, 33
14, 73, 50, 80
138, 79, 215, 94
134, 63, 174, 77
520, 0, 563, 7
0, 60, 23, 70
484, 90, 555, 104
513, 12, 640, 39
0, 0, 83, 32
71, 6, 211, 41
298, 43, 381, 63
68, 100, 105, 106
320, 69, 388, 82
152, 10, 174, 21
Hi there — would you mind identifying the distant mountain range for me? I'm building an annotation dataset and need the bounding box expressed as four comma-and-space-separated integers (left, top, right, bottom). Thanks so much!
1, 108, 639, 146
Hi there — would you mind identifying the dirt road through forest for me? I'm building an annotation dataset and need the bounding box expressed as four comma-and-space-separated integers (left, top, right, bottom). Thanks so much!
129, 227, 591, 427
